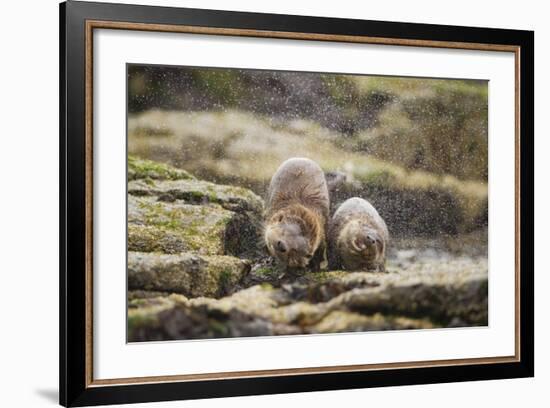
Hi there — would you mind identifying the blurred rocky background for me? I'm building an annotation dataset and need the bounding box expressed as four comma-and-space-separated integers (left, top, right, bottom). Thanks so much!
126, 65, 488, 341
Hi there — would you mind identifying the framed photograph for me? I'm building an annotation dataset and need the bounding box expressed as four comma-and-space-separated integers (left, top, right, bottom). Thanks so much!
60, 1, 534, 406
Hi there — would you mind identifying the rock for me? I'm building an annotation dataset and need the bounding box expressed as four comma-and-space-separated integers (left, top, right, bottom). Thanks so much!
127, 252, 250, 298
128, 69, 488, 181
128, 111, 487, 237
128, 155, 195, 181
309, 311, 434, 333
353, 79, 488, 181
127, 293, 281, 341
128, 295, 179, 341
128, 195, 237, 255
127, 163, 264, 257
192, 285, 330, 327
128, 290, 172, 301
123, 156, 488, 341
128, 262, 487, 341
127, 286, 321, 341
128, 178, 263, 214
327, 269, 488, 326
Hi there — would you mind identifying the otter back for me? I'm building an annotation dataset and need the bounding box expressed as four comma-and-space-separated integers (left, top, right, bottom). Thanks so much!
266, 158, 330, 219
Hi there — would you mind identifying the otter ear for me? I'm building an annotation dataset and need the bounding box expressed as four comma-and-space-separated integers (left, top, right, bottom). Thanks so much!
278, 215, 284, 222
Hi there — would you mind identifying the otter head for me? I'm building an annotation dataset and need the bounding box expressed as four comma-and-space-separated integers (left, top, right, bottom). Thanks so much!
264, 206, 321, 269
339, 219, 384, 264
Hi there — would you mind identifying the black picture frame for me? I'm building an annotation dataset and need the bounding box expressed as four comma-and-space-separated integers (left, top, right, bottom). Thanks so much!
60, 1, 534, 406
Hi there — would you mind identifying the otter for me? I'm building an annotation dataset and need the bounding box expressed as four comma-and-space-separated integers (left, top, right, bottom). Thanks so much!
264, 158, 330, 271
328, 197, 389, 272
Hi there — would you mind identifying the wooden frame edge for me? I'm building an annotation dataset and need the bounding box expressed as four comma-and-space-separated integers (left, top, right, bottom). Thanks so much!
87, 19, 520, 52
514, 46, 522, 361
88, 356, 519, 387
83, 19, 522, 389
85, 19, 94, 389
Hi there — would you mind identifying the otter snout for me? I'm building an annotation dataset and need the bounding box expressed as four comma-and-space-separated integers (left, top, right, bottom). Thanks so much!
275, 240, 287, 253
352, 232, 379, 252
265, 222, 312, 269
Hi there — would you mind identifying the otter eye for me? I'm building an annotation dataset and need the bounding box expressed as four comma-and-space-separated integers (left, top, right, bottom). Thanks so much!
305, 254, 313, 259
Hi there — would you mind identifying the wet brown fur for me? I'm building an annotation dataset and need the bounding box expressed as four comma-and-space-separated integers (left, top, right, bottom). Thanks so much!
328, 198, 388, 272
268, 202, 324, 255
264, 158, 330, 271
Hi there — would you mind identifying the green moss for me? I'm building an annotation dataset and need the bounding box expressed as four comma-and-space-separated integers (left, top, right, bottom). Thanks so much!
186, 190, 207, 201
128, 155, 195, 181
218, 269, 234, 291
193, 70, 246, 104
352, 76, 487, 100
432, 79, 488, 99
305, 271, 349, 283
208, 319, 229, 336
360, 169, 398, 186
130, 125, 173, 138
127, 310, 160, 335
127, 295, 181, 337
129, 298, 151, 307
255, 267, 275, 276
128, 224, 188, 254
132, 197, 233, 255
254, 266, 280, 279
321, 75, 357, 108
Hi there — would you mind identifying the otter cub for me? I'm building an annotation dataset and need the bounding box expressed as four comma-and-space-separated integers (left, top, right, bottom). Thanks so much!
264, 158, 330, 271
328, 197, 388, 272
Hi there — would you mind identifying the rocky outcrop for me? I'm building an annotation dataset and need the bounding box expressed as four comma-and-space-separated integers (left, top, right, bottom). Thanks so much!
126, 157, 488, 342
128, 111, 487, 237
127, 156, 263, 299
128, 178, 263, 214
128, 266, 487, 341
128, 155, 195, 181
127, 157, 264, 259
128, 252, 250, 298
128, 67, 488, 181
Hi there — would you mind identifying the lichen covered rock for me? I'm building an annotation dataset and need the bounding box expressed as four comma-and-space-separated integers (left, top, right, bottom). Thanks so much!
128, 195, 236, 255
128, 294, 279, 341
125, 157, 488, 342
128, 178, 263, 214
310, 311, 434, 333
127, 157, 264, 257
128, 263, 487, 341
128, 155, 195, 181
127, 252, 250, 298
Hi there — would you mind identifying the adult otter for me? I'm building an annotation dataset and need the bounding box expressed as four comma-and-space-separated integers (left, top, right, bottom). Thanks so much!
328, 197, 388, 272
264, 158, 330, 271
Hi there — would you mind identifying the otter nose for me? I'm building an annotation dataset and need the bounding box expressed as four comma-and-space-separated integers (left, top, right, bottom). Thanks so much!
366, 234, 376, 245
276, 240, 287, 253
